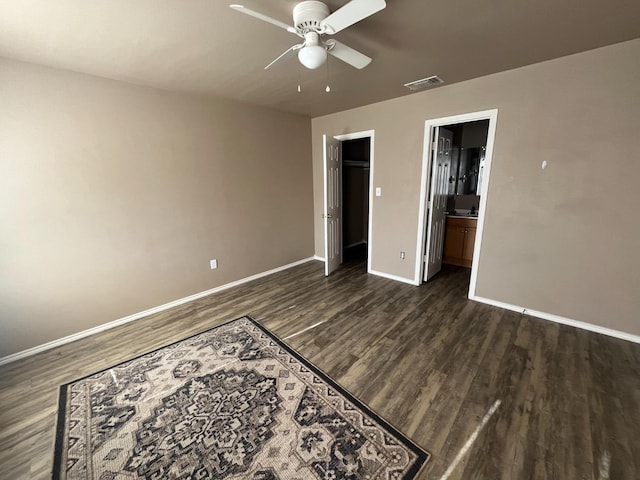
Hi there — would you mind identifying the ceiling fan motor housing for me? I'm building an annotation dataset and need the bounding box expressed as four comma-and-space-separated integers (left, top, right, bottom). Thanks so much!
293, 1, 330, 32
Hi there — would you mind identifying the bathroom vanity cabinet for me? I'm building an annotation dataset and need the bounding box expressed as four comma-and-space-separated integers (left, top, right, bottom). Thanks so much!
443, 216, 477, 268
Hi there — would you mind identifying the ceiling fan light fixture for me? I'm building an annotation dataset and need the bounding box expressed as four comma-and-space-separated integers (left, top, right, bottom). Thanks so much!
297, 45, 327, 69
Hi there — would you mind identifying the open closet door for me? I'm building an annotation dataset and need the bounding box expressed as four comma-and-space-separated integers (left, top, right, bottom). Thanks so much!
323, 135, 342, 276
424, 127, 452, 281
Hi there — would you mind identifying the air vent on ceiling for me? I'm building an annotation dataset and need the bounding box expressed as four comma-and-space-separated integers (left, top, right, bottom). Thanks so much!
403, 75, 444, 91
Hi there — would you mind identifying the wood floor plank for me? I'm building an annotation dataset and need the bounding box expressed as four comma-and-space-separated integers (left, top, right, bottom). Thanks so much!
1, 260, 639, 480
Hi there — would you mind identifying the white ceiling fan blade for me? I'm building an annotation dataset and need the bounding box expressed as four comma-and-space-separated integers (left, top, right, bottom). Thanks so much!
320, 0, 386, 34
327, 40, 371, 69
264, 43, 304, 70
229, 4, 297, 34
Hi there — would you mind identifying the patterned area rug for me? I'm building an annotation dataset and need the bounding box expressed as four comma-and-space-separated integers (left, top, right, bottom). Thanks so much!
53, 316, 429, 479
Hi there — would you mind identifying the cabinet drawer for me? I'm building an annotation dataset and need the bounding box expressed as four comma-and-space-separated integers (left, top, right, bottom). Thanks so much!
446, 216, 477, 229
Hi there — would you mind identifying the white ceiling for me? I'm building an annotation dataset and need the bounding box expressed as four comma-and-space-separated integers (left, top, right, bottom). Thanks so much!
1, 0, 639, 117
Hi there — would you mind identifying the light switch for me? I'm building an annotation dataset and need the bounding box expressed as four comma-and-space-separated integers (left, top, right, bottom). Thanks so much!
375, 187, 381, 197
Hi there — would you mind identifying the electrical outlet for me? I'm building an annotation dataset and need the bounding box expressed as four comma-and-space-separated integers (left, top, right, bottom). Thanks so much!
210, 259, 218, 269
400, 251, 405, 259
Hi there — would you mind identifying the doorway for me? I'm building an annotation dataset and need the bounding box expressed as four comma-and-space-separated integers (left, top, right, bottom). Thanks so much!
342, 138, 370, 263
323, 130, 375, 276
415, 110, 498, 297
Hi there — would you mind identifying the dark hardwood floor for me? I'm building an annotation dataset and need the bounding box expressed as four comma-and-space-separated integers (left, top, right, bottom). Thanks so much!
1, 259, 639, 479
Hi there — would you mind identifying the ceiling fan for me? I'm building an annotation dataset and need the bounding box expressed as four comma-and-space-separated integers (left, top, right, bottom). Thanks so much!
229, 0, 386, 70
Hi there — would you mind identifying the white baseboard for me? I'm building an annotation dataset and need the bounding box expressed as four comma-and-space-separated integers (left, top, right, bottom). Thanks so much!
0, 256, 317, 366
471, 295, 640, 344
315, 257, 416, 286
368, 269, 417, 286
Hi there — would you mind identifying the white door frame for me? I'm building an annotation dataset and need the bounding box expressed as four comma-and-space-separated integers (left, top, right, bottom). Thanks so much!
414, 109, 498, 298
325, 130, 375, 274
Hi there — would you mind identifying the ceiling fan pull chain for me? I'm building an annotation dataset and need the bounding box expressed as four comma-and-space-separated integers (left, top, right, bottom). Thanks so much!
325, 55, 331, 93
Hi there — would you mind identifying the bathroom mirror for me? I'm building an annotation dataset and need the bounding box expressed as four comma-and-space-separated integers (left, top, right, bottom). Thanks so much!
448, 146, 485, 195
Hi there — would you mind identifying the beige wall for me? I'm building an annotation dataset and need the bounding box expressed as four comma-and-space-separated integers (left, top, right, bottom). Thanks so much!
0, 59, 313, 357
312, 39, 640, 336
